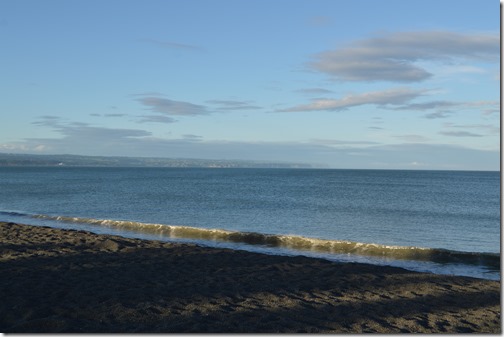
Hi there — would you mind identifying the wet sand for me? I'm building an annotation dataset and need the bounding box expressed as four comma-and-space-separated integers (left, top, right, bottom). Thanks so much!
0, 221, 500, 333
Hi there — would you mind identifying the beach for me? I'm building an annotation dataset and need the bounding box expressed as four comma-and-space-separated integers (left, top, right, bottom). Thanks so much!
0, 221, 500, 333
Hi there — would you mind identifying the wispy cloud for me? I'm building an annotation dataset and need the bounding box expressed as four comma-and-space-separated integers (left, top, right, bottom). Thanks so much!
137, 97, 208, 116
310, 138, 379, 146
443, 123, 500, 135
0, 143, 48, 152
136, 115, 177, 124
389, 99, 499, 119
104, 113, 127, 118
24, 119, 151, 157
17, 117, 153, 154
309, 31, 499, 82
136, 95, 264, 122
4, 116, 498, 170
392, 101, 458, 111
277, 87, 427, 112
31, 115, 63, 127
440, 131, 483, 137
206, 100, 262, 111
294, 88, 334, 95
402, 100, 498, 111
424, 111, 453, 119
57, 124, 151, 140
182, 134, 203, 141
393, 134, 430, 142
5, 132, 498, 170
32, 116, 152, 138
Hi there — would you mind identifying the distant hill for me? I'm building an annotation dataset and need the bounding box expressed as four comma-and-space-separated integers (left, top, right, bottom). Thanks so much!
0, 153, 314, 169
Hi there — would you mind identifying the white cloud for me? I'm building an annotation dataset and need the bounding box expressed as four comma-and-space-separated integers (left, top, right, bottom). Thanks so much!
277, 87, 427, 112
0, 143, 47, 152
309, 31, 499, 82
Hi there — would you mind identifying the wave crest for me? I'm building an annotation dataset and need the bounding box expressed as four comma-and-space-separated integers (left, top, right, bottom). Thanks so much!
16, 212, 498, 270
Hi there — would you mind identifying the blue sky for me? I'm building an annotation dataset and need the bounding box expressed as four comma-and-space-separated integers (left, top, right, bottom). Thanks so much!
1, 0, 500, 170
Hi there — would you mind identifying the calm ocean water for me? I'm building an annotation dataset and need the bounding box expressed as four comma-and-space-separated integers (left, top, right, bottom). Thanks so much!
0, 167, 500, 280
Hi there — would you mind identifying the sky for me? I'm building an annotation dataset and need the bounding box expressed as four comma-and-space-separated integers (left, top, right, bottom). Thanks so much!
0, 0, 500, 170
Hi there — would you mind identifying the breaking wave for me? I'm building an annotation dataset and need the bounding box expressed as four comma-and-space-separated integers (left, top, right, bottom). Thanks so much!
2, 211, 498, 270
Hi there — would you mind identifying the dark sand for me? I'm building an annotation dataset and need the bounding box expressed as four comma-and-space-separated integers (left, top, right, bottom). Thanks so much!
0, 222, 500, 333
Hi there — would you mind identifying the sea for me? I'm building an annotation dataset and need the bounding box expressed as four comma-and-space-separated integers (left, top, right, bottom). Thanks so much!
0, 167, 500, 280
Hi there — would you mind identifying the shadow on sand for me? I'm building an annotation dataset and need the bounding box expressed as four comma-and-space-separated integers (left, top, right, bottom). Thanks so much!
0, 224, 500, 333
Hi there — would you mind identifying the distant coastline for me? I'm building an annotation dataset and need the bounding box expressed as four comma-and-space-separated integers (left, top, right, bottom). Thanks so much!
0, 153, 316, 169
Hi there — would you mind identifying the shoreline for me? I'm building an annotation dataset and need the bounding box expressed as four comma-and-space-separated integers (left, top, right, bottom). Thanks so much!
0, 221, 500, 333
3, 211, 500, 281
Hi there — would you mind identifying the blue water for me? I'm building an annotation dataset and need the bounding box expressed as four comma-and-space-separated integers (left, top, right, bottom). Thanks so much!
0, 167, 500, 280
